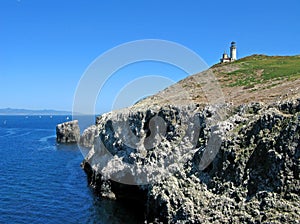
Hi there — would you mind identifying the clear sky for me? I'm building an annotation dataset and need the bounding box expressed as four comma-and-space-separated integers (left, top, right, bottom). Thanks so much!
1, 0, 299, 113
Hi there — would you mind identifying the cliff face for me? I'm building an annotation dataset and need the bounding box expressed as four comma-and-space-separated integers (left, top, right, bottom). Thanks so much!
80, 99, 300, 223
80, 55, 300, 223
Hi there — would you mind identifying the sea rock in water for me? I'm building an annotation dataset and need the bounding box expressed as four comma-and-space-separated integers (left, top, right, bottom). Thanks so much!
56, 120, 80, 144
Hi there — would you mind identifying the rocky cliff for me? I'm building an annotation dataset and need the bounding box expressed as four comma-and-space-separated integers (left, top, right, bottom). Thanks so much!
56, 120, 80, 144
79, 55, 300, 223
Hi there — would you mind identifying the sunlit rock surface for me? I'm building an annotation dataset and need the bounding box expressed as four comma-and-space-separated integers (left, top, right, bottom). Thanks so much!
80, 99, 300, 223
56, 120, 80, 144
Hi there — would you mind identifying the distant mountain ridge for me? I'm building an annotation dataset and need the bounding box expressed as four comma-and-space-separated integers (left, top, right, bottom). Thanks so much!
0, 108, 71, 115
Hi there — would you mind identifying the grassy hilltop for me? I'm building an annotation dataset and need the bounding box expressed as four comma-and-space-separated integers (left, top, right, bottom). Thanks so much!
214, 54, 300, 104
137, 54, 300, 107
215, 54, 300, 88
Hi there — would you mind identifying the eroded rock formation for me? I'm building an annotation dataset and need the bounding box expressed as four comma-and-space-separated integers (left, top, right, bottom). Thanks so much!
56, 120, 80, 144
79, 99, 300, 223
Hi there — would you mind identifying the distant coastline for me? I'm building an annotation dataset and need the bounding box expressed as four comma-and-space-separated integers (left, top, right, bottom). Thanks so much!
0, 108, 71, 115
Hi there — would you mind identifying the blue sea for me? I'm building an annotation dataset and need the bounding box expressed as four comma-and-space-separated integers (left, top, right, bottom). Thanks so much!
0, 116, 142, 224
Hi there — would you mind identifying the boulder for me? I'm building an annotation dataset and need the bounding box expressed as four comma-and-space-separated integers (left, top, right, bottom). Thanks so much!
56, 120, 80, 144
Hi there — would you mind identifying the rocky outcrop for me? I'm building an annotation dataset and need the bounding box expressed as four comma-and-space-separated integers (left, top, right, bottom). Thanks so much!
80, 99, 300, 223
56, 120, 80, 144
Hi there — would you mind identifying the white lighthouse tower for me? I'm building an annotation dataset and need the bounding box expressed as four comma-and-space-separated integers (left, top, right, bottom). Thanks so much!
230, 41, 237, 61
220, 41, 237, 63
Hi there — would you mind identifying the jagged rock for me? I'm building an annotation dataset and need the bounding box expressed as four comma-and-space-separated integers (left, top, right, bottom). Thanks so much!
56, 120, 80, 144
81, 99, 300, 223
79, 125, 99, 148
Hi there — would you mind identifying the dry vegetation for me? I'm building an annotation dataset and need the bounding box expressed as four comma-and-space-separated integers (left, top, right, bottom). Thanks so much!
137, 54, 300, 107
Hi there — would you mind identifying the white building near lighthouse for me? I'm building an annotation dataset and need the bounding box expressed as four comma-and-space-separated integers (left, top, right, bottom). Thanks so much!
220, 42, 237, 63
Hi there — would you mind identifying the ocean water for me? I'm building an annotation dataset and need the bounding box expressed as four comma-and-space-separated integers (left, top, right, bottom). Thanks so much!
0, 116, 142, 224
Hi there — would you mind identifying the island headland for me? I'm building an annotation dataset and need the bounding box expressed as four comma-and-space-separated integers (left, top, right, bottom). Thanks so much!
71, 54, 300, 223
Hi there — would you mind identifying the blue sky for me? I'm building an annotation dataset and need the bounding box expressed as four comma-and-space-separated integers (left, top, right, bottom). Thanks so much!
1, 0, 299, 113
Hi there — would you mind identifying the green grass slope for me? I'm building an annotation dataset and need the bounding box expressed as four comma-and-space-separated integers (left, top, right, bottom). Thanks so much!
217, 54, 300, 88
137, 54, 300, 107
